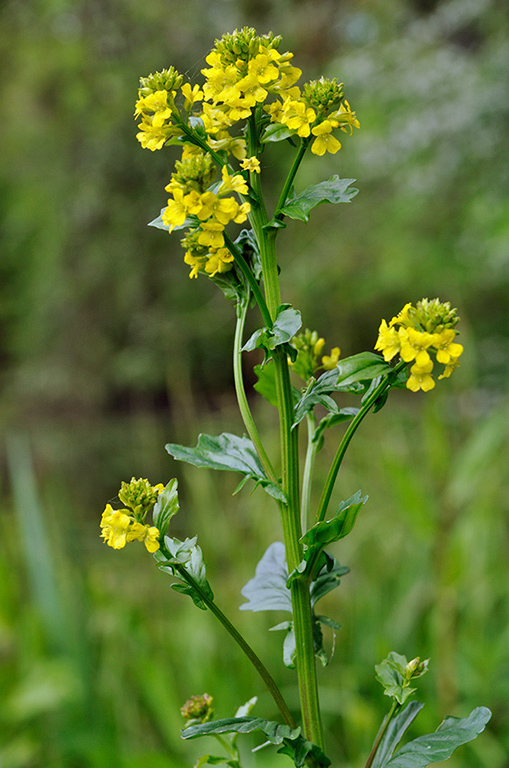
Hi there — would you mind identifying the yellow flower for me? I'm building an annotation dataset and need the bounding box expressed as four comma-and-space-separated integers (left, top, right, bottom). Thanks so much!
134, 90, 173, 125
329, 100, 360, 134
100, 505, 132, 549
399, 327, 435, 367
184, 250, 207, 278
205, 248, 235, 276
136, 119, 168, 151
127, 522, 160, 553
282, 100, 317, 137
197, 192, 240, 225
438, 354, 461, 379
247, 53, 280, 85
181, 82, 204, 108
375, 319, 401, 361
198, 221, 225, 248
218, 165, 249, 195
432, 328, 464, 365
407, 360, 435, 392
322, 347, 341, 370
162, 188, 188, 232
240, 156, 261, 173
389, 302, 414, 328
310, 121, 342, 155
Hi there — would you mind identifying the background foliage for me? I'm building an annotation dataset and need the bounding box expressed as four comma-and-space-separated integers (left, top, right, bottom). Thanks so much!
0, 0, 508, 766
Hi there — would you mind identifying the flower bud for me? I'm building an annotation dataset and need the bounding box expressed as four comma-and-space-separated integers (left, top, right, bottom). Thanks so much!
181, 693, 214, 723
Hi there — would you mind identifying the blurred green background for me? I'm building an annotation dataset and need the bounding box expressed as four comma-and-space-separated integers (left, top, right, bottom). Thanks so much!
1, 0, 508, 766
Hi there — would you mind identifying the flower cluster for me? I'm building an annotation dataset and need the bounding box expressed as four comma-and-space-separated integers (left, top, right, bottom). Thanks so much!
375, 299, 464, 392
100, 477, 163, 552
267, 78, 359, 156
291, 328, 341, 382
163, 155, 251, 278
134, 28, 359, 282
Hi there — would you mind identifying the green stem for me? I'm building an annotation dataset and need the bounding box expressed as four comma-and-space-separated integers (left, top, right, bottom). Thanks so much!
364, 701, 400, 768
244, 115, 324, 750
301, 411, 318, 533
273, 138, 310, 223
223, 233, 272, 327
233, 293, 278, 483
167, 555, 296, 729
315, 361, 407, 524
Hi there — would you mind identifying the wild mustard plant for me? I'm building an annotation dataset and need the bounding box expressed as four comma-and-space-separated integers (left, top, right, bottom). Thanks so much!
101, 28, 490, 767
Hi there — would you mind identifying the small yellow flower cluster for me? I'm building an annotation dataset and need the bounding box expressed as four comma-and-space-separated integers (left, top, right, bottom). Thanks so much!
163, 156, 250, 278
268, 78, 359, 156
375, 300, 464, 392
135, 67, 184, 151
291, 329, 341, 382
100, 477, 164, 552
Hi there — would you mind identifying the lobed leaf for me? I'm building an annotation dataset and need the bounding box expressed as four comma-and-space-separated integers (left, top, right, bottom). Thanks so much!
279, 176, 358, 222
166, 433, 284, 502
181, 716, 300, 745
239, 542, 292, 613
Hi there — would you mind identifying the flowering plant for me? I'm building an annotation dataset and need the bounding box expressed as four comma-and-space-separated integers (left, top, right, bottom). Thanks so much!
101, 28, 490, 768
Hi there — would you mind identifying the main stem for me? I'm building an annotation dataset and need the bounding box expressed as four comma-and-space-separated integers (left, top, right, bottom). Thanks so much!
246, 117, 324, 750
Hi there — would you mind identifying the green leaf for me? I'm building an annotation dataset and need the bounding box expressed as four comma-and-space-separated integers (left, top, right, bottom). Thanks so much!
375, 653, 428, 706
181, 716, 300, 745
382, 707, 491, 767
277, 737, 331, 767
234, 228, 262, 281
279, 176, 358, 222
371, 702, 424, 768
253, 362, 279, 407
152, 479, 179, 537
293, 353, 393, 426
242, 304, 302, 357
254, 361, 301, 409
312, 408, 359, 451
301, 491, 368, 549
269, 621, 296, 668
154, 536, 213, 610
261, 123, 296, 143
309, 557, 349, 605
165, 433, 285, 502
182, 716, 331, 768
239, 542, 292, 613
